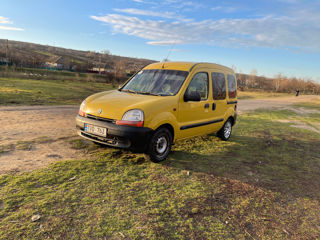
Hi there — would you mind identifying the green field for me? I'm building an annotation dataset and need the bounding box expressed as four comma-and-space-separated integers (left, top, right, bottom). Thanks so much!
0, 105, 319, 239
0, 77, 299, 106
0, 77, 114, 105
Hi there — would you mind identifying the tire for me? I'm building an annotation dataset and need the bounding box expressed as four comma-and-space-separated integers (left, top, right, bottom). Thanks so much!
144, 127, 172, 163
217, 119, 232, 141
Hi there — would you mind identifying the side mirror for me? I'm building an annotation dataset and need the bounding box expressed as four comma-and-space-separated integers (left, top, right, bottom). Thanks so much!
184, 91, 201, 102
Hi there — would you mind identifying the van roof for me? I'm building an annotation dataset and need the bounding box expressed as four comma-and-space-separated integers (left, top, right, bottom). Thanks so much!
143, 61, 234, 73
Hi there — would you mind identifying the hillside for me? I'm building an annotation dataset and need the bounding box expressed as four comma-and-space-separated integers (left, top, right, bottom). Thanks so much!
1, 39, 319, 94
0, 39, 155, 73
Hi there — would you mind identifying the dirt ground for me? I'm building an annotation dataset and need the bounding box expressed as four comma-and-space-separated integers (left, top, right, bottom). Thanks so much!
237, 95, 319, 113
0, 105, 83, 174
0, 95, 319, 174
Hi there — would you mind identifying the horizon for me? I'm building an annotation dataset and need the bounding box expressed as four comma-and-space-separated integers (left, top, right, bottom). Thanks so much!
1, 0, 320, 82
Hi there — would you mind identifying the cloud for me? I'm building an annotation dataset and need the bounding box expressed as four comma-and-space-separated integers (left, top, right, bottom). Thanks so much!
132, 0, 156, 4
211, 6, 237, 13
171, 48, 185, 52
0, 16, 13, 24
163, 0, 203, 9
91, 7, 320, 52
211, 6, 222, 11
113, 8, 188, 21
147, 40, 182, 46
0, 26, 24, 31
0, 16, 23, 31
131, 0, 203, 9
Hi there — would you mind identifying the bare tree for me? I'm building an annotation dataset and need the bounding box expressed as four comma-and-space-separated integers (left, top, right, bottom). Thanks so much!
249, 69, 257, 88
113, 60, 126, 87
273, 73, 282, 92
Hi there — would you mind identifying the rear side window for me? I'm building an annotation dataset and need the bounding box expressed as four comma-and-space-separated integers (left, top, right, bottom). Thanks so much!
185, 72, 209, 100
227, 74, 237, 98
211, 72, 226, 100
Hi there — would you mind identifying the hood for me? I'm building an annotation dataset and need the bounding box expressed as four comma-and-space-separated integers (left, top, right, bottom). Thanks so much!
84, 90, 162, 120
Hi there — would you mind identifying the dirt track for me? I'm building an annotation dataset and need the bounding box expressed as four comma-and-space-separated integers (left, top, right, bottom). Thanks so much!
0, 105, 82, 174
0, 95, 319, 174
237, 95, 319, 113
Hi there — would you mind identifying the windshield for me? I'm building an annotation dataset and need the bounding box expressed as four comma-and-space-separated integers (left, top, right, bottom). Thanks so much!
121, 69, 189, 96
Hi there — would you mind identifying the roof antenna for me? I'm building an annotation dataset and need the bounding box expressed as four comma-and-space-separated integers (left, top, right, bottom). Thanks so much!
162, 40, 176, 69
164, 41, 176, 62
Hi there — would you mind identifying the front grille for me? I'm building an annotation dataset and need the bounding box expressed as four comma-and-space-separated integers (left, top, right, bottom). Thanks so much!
86, 114, 115, 123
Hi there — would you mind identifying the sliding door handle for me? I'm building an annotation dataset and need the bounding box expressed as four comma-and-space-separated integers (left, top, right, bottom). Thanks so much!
212, 103, 216, 110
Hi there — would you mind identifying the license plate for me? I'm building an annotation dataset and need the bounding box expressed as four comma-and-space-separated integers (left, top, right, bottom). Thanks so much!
84, 123, 107, 137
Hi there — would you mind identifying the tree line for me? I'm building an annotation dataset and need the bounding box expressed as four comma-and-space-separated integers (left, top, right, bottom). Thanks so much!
237, 70, 320, 95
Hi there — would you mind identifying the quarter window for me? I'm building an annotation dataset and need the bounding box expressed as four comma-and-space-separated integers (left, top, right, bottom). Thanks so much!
212, 72, 226, 100
185, 72, 209, 101
227, 74, 237, 98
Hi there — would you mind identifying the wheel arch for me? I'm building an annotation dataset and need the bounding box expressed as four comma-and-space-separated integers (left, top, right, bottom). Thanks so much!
156, 123, 175, 142
227, 116, 235, 126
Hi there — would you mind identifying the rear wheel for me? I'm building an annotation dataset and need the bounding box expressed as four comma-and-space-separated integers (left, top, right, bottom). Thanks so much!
217, 119, 232, 141
144, 127, 172, 163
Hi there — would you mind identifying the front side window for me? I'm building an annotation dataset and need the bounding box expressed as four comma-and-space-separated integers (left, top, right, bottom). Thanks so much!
212, 72, 226, 100
121, 69, 188, 96
185, 72, 209, 101
227, 74, 237, 98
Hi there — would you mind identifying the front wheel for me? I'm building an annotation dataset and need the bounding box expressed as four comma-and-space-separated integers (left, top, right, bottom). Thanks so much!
144, 127, 172, 163
217, 119, 232, 141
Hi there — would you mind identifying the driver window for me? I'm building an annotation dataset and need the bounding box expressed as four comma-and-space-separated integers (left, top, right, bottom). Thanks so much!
185, 72, 209, 101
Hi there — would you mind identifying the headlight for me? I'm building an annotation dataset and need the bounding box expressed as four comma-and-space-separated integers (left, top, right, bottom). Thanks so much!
78, 100, 86, 117
116, 109, 144, 127
122, 109, 144, 121
80, 100, 86, 111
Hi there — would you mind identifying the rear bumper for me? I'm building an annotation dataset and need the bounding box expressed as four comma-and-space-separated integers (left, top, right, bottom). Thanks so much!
76, 115, 153, 152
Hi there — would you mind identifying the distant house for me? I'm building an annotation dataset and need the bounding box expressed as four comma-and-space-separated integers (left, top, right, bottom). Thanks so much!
44, 62, 63, 70
88, 67, 115, 74
105, 68, 114, 73
0, 57, 11, 66
91, 67, 105, 72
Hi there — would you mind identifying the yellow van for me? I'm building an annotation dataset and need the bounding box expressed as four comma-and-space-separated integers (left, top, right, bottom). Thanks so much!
76, 62, 237, 162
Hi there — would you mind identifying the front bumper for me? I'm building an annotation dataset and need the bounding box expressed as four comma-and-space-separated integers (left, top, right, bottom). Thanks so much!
76, 115, 153, 152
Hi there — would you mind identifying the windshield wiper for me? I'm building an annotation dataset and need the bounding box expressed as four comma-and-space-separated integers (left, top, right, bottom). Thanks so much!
136, 91, 162, 96
120, 89, 137, 94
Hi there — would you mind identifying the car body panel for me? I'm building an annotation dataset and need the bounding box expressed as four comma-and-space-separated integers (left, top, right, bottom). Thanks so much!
84, 90, 164, 120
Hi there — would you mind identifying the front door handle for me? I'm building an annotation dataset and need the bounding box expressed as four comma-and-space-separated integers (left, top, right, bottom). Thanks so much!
212, 103, 216, 110
204, 103, 209, 109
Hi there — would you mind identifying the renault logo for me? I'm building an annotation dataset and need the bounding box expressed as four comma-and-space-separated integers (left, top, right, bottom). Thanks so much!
97, 109, 102, 115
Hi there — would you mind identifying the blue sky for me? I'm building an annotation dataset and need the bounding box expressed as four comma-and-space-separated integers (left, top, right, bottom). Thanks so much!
1, 0, 320, 82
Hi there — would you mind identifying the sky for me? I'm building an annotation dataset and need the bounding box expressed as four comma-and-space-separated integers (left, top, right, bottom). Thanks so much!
1, 0, 320, 82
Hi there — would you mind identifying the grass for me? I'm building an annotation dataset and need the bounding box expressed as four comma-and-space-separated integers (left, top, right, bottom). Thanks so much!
0, 77, 115, 105
2, 76, 315, 105
0, 107, 319, 239
292, 96, 320, 109
237, 90, 293, 99
35, 51, 56, 57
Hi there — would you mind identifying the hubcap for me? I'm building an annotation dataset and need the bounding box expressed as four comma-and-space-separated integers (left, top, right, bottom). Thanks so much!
156, 136, 168, 154
224, 121, 232, 138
